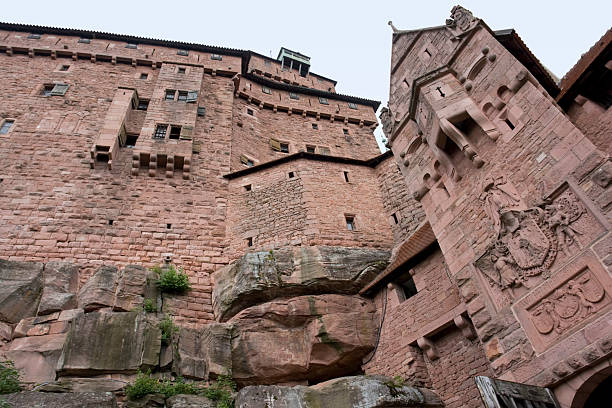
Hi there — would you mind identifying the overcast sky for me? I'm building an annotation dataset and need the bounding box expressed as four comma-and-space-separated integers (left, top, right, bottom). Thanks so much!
3, 0, 611, 147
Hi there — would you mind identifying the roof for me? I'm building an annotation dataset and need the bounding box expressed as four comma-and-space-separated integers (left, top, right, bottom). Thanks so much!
223, 150, 392, 179
493, 29, 560, 98
243, 73, 380, 110
0, 21, 338, 86
557, 27, 612, 104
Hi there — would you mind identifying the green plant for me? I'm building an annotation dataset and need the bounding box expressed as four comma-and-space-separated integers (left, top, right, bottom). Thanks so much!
143, 298, 156, 313
203, 374, 236, 408
154, 265, 191, 294
0, 361, 21, 395
158, 376, 199, 398
125, 370, 159, 400
159, 315, 179, 344
0, 399, 11, 408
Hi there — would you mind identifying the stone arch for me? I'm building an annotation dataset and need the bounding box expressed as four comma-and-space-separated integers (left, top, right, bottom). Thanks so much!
407, 135, 422, 154
553, 356, 612, 408
467, 56, 487, 80
570, 364, 612, 408
497, 85, 512, 102
482, 102, 495, 118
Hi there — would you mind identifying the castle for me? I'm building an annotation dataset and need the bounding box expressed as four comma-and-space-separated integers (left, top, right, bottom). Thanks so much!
0, 6, 610, 408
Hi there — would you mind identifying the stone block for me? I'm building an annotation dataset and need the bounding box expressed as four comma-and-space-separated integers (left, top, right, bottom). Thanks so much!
0, 259, 44, 323
166, 394, 216, 408
38, 261, 79, 315
6, 333, 68, 383
174, 323, 232, 380
2, 391, 118, 408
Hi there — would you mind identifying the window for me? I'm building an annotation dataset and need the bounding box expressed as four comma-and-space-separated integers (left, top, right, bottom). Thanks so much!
240, 155, 254, 167
345, 215, 356, 231
178, 67, 186, 74
343, 171, 349, 182
41, 83, 69, 96
211, 54, 222, 61
186, 91, 199, 103
280, 143, 289, 153
78, 38, 91, 44
397, 269, 418, 300
177, 49, 189, 56
169, 125, 181, 139
348, 102, 358, 109
177, 91, 188, 102
108, 219, 114, 226
289, 92, 299, 100
140, 73, 148, 80
247, 108, 254, 116
165, 90, 176, 101
343, 128, 349, 135
288, 171, 295, 178
319, 146, 330, 155
0, 120, 14, 135
125, 134, 139, 147
319, 97, 329, 105
59, 65, 70, 72
41, 84, 55, 96
312, 123, 318, 130
262, 86, 271, 95
392, 213, 398, 224
166, 223, 172, 229
197, 106, 206, 117
246, 237, 253, 247
244, 184, 252, 191
306, 145, 316, 153
126, 43, 137, 49
154, 124, 168, 139
28, 34, 41, 39
137, 100, 149, 111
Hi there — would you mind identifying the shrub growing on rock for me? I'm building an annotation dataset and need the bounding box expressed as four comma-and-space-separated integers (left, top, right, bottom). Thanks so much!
0, 361, 21, 395
153, 265, 191, 294
143, 298, 156, 313
158, 315, 179, 345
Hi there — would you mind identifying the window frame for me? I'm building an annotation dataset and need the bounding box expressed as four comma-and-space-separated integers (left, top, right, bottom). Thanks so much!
177, 49, 189, 56
319, 97, 329, 105
348, 102, 358, 109
345, 215, 356, 231
262, 86, 272, 95
136, 99, 149, 111
0, 119, 15, 135
169, 125, 182, 140
177, 67, 186, 74
154, 124, 168, 139
125, 43, 138, 49
177, 91, 188, 102
289, 92, 299, 100
211, 54, 222, 61
165, 90, 176, 101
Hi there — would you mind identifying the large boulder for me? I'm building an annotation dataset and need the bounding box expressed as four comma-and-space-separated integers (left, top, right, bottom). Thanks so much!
0, 259, 44, 323
2, 391, 117, 407
4, 333, 67, 383
174, 324, 232, 380
78, 265, 157, 312
230, 294, 378, 385
213, 246, 389, 321
36, 377, 127, 393
57, 311, 161, 375
38, 261, 79, 315
235, 375, 444, 408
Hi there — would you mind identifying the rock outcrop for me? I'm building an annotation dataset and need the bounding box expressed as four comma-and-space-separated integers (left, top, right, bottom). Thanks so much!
230, 294, 378, 385
57, 311, 161, 375
38, 262, 79, 316
213, 246, 389, 321
174, 324, 232, 380
0, 259, 44, 323
2, 391, 118, 407
235, 375, 444, 407
166, 394, 217, 408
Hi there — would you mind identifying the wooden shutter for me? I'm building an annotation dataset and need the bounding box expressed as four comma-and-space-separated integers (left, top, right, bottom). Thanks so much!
475, 376, 560, 408
192, 141, 201, 154
186, 91, 199, 103
240, 155, 249, 164
180, 125, 193, 140
270, 138, 281, 151
50, 84, 69, 96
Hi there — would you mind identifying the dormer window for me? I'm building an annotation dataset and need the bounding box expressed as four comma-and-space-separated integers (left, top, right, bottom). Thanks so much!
177, 49, 189, 56
319, 97, 329, 105
78, 38, 91, 44
126, 43, 137, 49
348, 102, 358, 109
262, 86, 272, 95
211, 54, 222, 61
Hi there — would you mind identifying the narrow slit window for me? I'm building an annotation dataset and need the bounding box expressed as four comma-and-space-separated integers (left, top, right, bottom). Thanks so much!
246, 237, 253, 247
312, 123, 318, 130
154, 124, 168, 139
247, 108, 254, 116
59, 65, 70, 72
289, 92, 299, 100
169, 125, 182, 139
165, 90, 176, 101
244, 184, 252, 191
288, 171, 295, 178
345, 215, 356, 231
0, 120, 14, 134
166, 223, 172, 229
392, 213, 398, 224
343, 171, 349, 182
108, 219, 114, 226
504, 118, 515, 130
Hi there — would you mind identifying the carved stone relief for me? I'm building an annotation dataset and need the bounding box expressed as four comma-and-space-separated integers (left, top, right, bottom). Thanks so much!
445, 6, 479, 35
514, 255, 611, 353
379, 106, 396, 141
474, 183, 606, 310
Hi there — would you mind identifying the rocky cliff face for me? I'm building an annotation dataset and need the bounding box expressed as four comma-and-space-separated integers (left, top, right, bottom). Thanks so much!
0, 249, 442, 407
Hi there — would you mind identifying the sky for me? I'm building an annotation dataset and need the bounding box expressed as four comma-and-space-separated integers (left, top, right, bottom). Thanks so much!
3, 0, 611, 148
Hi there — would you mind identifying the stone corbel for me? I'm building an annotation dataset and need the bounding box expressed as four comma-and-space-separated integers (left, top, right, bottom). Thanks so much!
417, 336, 439, 360
28, 48, 34, 58
165, 156, 174, 178
413, 184, 430, 201
453, 314, 476, 340
148, 154, 157, 177
131, 153, 140, 176
51, 50, 56, 60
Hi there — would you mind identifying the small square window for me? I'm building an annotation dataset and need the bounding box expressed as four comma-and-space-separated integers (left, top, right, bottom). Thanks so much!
165, 90, 176, 101
306, 145, 316, 153
319, 97, 329, 105
280, 143, 289, 153
247, 108, 254, 116
169, 125, 181, 139
41, 84, 55, 96
137, 100, 149, 111
59, 65, 70, 72
312, 123, 318, 130
197, 106, 206, 117
289, 92, 299, 100
246, 237, 253, 247
154, 124, 168, 139
343, 128, 349, 135
125, 134, 139, 147
211, 54, 222, 61
345, 215, 356, 231
0, 120, 14, 134
178, 67, 186, 74
246, 159, 254, 167
178, 91, 188, 101
288, 171, 295, 178
140, 73, 148, 80
126, 43, 137, 49
177, 49, 189, 56
348, 102, 358, 109
262, 86, 271, 95
28, 34, 41, 39
244, 184, 252, 192
78, 38, 91, 44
